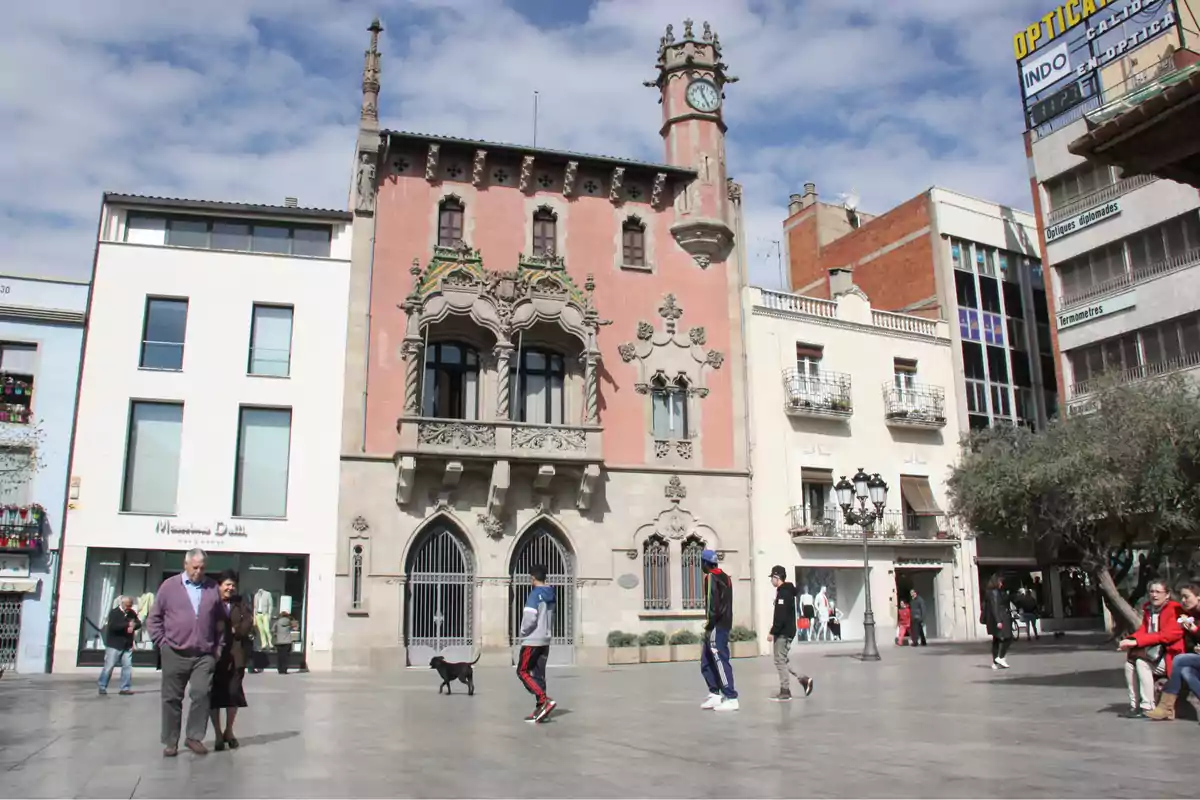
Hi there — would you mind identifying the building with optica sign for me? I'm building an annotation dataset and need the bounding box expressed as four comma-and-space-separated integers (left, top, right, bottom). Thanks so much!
1016, 0, 1200, 414
51, 194, 351, 673
0, 275, 88, 674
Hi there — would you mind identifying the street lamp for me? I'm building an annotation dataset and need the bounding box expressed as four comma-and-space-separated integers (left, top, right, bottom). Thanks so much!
835, 468, 889, 662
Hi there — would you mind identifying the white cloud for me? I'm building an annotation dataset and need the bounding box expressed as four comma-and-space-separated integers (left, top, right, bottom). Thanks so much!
1, 0, 1053, 286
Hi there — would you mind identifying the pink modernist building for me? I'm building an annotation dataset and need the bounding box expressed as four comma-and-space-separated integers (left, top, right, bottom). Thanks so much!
333, 20, 754, 667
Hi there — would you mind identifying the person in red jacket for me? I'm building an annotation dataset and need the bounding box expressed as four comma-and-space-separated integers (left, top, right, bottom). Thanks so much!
1117, 580, 1184, 718
896, 601, 911, 646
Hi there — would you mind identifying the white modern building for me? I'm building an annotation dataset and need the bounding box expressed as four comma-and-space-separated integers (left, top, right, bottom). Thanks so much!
0, 275, 88, 673
745, 281, 982, 645
1017, 0, 1200, 413
51, 194, 352, 673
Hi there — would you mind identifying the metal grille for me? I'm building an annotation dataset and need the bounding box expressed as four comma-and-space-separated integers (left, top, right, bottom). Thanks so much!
0, 594, 21, 672
509, 525, 575, 654
681, 537, 706, 610
405, 525, 474, 662
642, 536, 670, 610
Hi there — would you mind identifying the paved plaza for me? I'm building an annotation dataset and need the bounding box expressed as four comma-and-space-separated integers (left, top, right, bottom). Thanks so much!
0, 636, 1191, 798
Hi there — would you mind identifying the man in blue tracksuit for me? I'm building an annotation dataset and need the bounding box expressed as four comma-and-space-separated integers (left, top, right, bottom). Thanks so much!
516, 564, 557, 723
699, 549, 738, 711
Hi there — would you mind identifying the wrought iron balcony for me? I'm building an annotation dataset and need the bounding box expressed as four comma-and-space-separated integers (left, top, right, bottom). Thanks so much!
0, 504, 46, 553
787, 505, 953, 542
882, 383, 947, 429
781, 370, 853, 419
398, 417, 603, 462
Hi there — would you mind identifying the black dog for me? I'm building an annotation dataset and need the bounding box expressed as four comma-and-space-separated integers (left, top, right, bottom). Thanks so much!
430, 654, 480, 696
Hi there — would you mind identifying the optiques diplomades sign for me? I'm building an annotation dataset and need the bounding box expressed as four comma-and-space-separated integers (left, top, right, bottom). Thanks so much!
1044, 199, 1121, 242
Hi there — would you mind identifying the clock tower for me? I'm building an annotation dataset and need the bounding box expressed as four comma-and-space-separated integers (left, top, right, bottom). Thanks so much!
645, 19, 738, 269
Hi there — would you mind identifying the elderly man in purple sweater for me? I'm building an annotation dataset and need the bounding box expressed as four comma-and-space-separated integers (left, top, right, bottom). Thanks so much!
147, 548, 224, 757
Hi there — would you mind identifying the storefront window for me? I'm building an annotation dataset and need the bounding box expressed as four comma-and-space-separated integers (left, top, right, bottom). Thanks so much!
1058, 567, 1101, 618
78, 548, 309, 666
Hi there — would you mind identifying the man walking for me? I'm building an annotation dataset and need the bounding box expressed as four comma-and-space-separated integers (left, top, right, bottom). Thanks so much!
147, 548, 223, 757
909, 588, 928, 647
515, 564, 557, 723
699, 549, 738, 711
98, 595, 141, 696
767, 566, 814, 701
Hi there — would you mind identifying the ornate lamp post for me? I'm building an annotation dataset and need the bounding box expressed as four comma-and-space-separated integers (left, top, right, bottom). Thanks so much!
835, 468, 889, 662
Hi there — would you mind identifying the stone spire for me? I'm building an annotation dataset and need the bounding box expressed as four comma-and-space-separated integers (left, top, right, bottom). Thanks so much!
360, 18, 383, 129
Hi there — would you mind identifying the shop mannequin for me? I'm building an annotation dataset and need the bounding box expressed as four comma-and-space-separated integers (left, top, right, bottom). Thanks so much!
798, 586, 814, 642
254, 588, 274, 649
136, 592, 155, 648
814, 587, 832, 641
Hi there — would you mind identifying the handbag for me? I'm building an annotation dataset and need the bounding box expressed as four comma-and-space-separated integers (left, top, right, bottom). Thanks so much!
1133, 644, 1166, 676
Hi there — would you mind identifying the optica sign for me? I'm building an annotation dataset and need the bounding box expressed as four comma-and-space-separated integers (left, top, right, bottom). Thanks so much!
1014, 0, 1117, 60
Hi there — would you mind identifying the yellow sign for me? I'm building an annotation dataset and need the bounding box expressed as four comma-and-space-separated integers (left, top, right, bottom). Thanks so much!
1014, 0, 1115, 60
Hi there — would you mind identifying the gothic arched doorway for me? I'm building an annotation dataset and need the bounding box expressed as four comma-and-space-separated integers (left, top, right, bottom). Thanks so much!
405, 520, 475, 666
508, 521, 576, 665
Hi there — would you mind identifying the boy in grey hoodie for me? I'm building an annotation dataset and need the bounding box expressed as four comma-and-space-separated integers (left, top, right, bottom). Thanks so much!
516, 564, 557, 723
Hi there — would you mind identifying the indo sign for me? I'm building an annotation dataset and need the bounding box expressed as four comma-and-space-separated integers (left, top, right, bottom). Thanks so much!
1057, 291, 1136, 329
1044, 199, 1121, 242
154, 519, 248, 538
1023, 42, 1072, 96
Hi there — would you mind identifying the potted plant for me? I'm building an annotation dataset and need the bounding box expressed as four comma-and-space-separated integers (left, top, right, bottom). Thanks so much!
606, 630, 639, 665
669, 629, 702, 661
885, 522, 901, 538
638, 630, 671, 663
729, 626, 759, 658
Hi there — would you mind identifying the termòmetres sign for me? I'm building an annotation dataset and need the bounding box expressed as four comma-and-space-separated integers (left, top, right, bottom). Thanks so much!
1044, 199, 1121, 242
154, 519, 248, 538
1057, 291, 1136, 329
1023, 41, 1072, 96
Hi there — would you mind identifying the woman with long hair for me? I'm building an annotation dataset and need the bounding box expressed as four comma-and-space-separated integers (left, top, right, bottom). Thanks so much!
981, 573, 1015, 669
210, 570, 253, 751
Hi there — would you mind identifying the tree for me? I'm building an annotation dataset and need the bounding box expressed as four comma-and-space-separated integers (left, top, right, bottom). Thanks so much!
0, 422, 44, 505
947, 376, 1200, 632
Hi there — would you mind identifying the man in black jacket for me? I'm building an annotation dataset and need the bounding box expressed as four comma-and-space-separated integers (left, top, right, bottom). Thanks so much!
98, 596, 141, 696
699, 549, 739, 711
768, 566, 814, 701
909, 589, 928, 647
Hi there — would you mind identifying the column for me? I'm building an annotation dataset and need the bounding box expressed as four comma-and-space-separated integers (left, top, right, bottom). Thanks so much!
494, 342, 513, 419
401, 338, 424, 416
584, 350, 600, 425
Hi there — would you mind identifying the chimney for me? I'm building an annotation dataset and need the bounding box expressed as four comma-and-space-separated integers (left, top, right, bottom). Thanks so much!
801, 182, 818, 208
829, 267, 853, 297
788, 193, 803, 215
283, 197, 298, 207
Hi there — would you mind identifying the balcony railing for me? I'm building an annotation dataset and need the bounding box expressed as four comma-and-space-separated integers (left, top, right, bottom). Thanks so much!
871, 310, 939, 338
758, 290, 837, 318
1059, 246, 1200, 309
400, 417, 602, 461
787, 505, 952, 541
781, 370, 853, 418
0, 374, 33, 424
1085, 57, 1200, 127
1046, 173, 1156, 225
0, 504, 46, 553
1069, 351, 1200, 400
882, 383, 947, 428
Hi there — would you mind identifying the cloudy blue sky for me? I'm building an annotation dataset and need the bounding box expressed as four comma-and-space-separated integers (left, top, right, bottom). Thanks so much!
2, 0, 1054, 287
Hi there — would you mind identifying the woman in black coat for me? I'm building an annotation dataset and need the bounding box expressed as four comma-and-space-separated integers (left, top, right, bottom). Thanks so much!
981, 573, 1015, 669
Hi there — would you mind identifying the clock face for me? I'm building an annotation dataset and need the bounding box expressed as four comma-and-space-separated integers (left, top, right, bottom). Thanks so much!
685, 79, 721, 113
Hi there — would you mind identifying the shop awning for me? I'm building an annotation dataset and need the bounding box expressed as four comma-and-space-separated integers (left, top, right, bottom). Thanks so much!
0, 577, 39, 593
900, 476, 942, 516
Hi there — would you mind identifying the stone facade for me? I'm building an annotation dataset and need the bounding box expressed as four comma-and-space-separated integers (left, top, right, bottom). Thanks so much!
332, 19, 754, 668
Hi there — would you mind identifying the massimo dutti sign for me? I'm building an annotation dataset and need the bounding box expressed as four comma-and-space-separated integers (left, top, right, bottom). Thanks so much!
1045, 199, 1121, 242
155, 519, 248, 538
1057, 291, 1136, 330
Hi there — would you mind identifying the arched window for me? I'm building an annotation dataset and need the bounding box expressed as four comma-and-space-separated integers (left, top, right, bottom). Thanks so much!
651, 374, 689, 439
622, 217, 646, 267
422, 342, 480, 420
681, 536, 706, 610
643, 535, 670, 610
509, 348, 565, 424
438, 197, 464, 247
532, 207, 557, 256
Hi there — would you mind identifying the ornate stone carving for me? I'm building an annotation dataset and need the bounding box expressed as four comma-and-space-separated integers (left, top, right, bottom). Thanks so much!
658, 294, 683, 333
727, 178, 742, 203
494, 343, 513, 418
665, 475, 687, 501
702, 21, 712, 41
662, 24, 675, 46
472, 150, 487, 186
418, 421, 496, 449
688, 326, 706, 346
633, 501, 718, 550
577, 463, 600, 511
626, 549, 639, 560
683, 18, 694, 39
651, 173, 667, 208
670, 218, 734, 269
584, 351, 600, 425
693, 254, 711, 269
609, 167, 625, 202
618, 343, 638, 363
425, 144, 441, 181
396, 455, 416, 506
563, 161, 579, 197
654, 440, 693, 460
400, 339, 423, 414
355, 152, 376, 215
519, 155, 535, 192
636, 321, 655, 341
478, 513, 504, 540
512, 426, 586, 452
351, 515, 369, 532
676, 440, 694, 460
705, 350, 725, 369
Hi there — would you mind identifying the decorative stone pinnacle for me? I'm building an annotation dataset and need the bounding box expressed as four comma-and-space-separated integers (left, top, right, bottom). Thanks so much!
410, 258, 421, 277
683, 19, 694, 39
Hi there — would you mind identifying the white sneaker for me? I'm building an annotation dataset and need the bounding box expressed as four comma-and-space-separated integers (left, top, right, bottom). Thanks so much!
715, 697, 740, 712
996, 658, 1010, 669
700, 693, 722, 710
991, 662, 999, 670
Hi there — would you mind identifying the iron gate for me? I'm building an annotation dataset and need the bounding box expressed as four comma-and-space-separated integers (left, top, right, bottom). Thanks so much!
0, 594, 21, 673
405, 524, 474, 666
509, 525, 576, 665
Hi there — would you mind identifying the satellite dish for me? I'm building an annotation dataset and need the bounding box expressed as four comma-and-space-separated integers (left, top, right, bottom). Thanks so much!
842, 190, 860, 212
